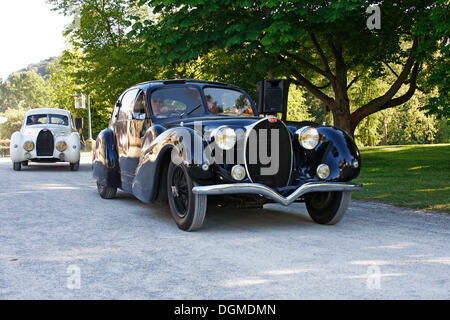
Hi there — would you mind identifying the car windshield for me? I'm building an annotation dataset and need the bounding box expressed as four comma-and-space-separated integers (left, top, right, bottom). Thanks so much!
204, 88, 254, 116
27, 114, 69, 126
150, 87, 205, 119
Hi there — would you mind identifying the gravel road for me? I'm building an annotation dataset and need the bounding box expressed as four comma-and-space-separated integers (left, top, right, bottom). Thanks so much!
0, 155, 449, 300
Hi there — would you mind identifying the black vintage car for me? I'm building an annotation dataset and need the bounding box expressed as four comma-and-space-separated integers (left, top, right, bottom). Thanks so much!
93, 80, 362, 231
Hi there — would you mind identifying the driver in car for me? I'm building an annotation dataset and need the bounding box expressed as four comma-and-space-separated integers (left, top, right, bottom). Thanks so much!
151, 96, 170, 116
28, 115, 39, 125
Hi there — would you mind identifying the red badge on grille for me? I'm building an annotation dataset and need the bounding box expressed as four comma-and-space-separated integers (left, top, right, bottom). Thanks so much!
268, 116, 278, 123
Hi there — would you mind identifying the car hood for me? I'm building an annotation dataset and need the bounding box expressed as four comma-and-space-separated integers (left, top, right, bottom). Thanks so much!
164, 116, 265, 136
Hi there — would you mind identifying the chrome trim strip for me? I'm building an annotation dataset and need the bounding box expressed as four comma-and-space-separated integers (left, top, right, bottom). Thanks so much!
193, 182, 363, 206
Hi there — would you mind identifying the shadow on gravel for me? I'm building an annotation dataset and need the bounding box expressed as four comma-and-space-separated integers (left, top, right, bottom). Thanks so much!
102, 191, 315, 232
202, 207, 315, 232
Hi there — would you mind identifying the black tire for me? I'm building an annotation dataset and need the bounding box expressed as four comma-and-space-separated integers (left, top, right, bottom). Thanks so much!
305, 191, 352, 225
70, 161, 80, 171
167, 161, 207, 232
13, 162, 21, 171
97, 183, 117, 199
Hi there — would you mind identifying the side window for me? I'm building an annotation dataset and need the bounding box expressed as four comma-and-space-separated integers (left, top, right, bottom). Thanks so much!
111, 101, 120, 121
132, 90, 147, 120
118, 89, 139, 121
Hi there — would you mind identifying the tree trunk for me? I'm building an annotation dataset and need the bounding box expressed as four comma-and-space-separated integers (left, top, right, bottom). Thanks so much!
331, 101, 353, 136
330, 44, 354, 137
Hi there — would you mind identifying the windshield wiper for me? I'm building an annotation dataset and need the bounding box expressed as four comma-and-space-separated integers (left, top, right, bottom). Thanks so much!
181, 104, 202, 119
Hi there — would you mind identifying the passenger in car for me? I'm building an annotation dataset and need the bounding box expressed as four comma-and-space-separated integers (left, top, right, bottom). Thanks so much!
151, 96, 169, 116
205, 95, 220, 114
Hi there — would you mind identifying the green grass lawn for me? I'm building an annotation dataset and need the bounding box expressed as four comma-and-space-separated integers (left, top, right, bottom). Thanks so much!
353, 144, 450, 213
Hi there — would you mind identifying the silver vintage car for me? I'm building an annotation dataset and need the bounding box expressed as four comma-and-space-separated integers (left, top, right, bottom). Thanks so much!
10, 108, 81, 171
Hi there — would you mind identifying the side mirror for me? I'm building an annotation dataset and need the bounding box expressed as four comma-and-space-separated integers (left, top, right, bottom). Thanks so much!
75, 118, 84, 130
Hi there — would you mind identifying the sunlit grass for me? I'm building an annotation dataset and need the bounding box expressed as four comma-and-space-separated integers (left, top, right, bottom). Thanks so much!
353, 144, 450, 213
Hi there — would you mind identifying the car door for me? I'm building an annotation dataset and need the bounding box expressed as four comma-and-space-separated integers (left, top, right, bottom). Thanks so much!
128, 90, 150, 158
114, 88, 139, 192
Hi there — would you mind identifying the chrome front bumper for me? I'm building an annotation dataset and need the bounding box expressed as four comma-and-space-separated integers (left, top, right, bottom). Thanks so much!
192, 182, 363, 206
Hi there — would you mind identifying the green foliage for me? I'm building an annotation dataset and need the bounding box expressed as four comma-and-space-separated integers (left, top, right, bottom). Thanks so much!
0, 71, 55, 139
385, 99, 438, 145
354, 115, 383, 147
0, 71, 55, 113
133, 0, 448, 133
43, 0, 447, 144
47, 0, 161, 138
435, 118, 450, 144
353, 92, 439, 147
286, 85, 309, 122
416, 1, 449, 119
0, 107, 27, 139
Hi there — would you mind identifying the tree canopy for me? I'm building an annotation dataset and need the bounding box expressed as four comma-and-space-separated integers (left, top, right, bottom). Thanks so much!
132, 0, 449, 134
0, 71, 54, 113
38, 0, 448, 144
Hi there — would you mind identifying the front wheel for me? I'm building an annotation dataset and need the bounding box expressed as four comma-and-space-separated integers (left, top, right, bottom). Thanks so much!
70, 161, 80, 171
97, 183, 117, 199
13, 162, 21, 171
167, 162, 207, 232
305, 191, 352, 225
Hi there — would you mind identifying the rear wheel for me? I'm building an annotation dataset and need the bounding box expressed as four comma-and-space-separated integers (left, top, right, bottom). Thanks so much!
305, 191, 352, 225
70, 161, 80, 171
97, 183, 117, 199
167, 162, 207, 232
13, 162, 21, 171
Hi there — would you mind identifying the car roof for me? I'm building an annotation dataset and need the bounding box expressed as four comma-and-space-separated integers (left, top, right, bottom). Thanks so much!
132, 79, 241, 91
25, 108, 71, 117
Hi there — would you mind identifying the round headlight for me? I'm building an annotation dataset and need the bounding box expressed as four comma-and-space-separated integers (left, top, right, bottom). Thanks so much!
231, 165, 246, 181
296, 127, 320, 150
213, 127, 236, 150
56, 141, 67, 152
317, 164, 331, 180
23, 141, 34, 152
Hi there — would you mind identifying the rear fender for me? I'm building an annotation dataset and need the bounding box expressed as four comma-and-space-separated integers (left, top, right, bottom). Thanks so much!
93, 129, 121, 188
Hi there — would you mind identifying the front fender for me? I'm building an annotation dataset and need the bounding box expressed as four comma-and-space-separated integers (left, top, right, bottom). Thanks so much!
59, 132, 80, 163
10, 131, 24, 163
290, 126, 361, 182
93, 129, 121, 188
132, 126, 207, 204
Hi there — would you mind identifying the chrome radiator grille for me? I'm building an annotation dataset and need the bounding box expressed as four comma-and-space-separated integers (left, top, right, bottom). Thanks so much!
244, 118, 292, 188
